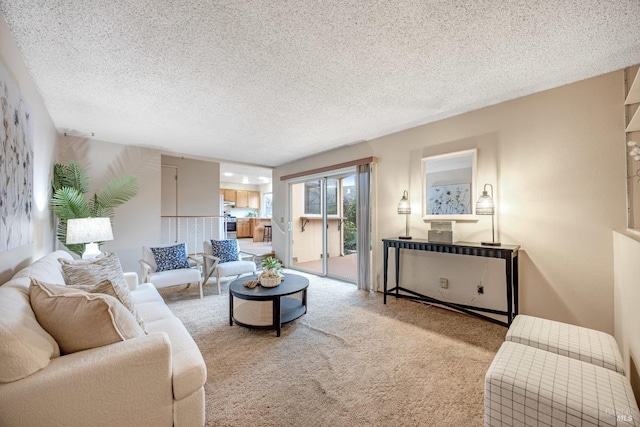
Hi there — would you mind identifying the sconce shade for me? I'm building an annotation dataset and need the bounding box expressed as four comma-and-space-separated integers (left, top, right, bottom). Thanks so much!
397, 190, 411, 214
66, 217, 113, 244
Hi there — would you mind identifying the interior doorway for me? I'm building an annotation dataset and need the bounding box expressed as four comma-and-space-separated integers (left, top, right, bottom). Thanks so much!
289, 169, 357, 283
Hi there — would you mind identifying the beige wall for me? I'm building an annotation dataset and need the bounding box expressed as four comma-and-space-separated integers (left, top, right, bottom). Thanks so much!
58, 138, 162, 273
162, 155, 220, 217
275, 70, 627, 333
0, 16, 59, 284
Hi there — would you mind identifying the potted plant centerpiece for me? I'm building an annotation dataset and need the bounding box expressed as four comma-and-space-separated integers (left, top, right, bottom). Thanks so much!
260, 256, 283, 287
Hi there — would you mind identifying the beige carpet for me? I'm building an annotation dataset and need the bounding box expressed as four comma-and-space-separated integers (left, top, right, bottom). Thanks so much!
163, 272, 506, 427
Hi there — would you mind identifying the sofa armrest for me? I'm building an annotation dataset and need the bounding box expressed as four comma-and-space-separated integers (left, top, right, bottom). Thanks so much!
0, 333, 174, 427
123, 271, 139, 291
139, 259, 154, 284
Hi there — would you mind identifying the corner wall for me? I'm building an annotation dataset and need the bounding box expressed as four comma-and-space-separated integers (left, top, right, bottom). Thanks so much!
274, 70, 626, 333
0, 15, 59, 283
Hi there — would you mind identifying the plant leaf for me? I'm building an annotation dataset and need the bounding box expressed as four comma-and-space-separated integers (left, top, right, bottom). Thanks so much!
50, 187, 91, 219
95, 175, 139, 210
52, 161, 89, 193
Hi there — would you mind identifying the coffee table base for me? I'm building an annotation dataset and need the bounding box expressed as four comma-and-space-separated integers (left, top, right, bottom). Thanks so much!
229, 274, 309, 337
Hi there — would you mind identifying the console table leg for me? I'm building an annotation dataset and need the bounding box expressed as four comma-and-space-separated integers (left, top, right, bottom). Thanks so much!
383, 242, 389, 304
505, 255, 513, 326
395, 247, 400, 299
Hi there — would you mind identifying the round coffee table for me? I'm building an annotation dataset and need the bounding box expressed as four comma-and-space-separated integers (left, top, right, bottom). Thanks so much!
229, 273, 309, 337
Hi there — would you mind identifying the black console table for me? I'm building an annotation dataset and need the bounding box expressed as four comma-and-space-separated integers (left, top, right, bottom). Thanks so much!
383, 238, 520, 327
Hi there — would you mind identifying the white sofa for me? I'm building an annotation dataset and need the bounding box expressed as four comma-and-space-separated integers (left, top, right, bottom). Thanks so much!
0, 251, 206, 427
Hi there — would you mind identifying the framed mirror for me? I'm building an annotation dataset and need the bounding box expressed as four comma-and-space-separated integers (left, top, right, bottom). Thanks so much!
422, 148, 477, 221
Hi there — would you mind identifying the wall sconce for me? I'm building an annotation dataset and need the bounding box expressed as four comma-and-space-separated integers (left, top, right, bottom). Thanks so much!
397, 190, 412, 240
475, 183, 500, 246
66, 217, 114, 259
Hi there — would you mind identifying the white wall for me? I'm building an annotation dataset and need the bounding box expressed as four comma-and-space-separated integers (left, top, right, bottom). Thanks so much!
274, 70, 626, 333
0, 15, 59, 283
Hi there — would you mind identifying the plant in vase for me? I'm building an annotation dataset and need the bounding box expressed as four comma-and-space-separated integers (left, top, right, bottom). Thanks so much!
260, 256, 283, 287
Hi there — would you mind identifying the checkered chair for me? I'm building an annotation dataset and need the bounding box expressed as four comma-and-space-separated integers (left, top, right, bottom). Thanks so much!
203, 240, 256, 294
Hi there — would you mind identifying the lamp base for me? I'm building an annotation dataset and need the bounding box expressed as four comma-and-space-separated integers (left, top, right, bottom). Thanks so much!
82, 242, 102, 259
481, 241, 501, 246
398, 236, 412, 240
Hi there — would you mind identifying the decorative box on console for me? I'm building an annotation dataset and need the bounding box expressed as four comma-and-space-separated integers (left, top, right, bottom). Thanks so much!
428, 221, 454, 244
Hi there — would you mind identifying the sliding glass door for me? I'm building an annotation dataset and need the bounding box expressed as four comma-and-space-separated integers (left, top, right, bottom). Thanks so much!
289, 169, 357, 283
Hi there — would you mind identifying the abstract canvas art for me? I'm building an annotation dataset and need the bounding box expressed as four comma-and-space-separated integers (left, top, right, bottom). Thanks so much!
427, 183, 470, 215
0, 62, 33, 253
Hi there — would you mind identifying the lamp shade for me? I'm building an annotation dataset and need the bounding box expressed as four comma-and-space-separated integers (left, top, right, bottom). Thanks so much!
475, 184, 495, 215
66, 217, 114, 244
397, 190, 411, 214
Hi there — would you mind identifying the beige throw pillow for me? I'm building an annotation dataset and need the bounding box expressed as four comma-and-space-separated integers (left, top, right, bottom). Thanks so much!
29, 279, 145, 354
59, 253, 145, 329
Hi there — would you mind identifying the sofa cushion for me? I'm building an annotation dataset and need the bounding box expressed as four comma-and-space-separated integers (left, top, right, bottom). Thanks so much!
148, 268, 201, 289
150, 243, 191, 272
29, 279, 145, 354
144, 316, 207, 400
59, 252, 128, 290
132, 284, 176, 324
60, 253, 145, 329
0, 279, 60, 383
210, 239, 239, 263
70, 278, 145, 330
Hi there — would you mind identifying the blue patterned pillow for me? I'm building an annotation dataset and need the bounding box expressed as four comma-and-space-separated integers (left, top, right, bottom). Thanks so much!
210, 239, 239, 263
150, 243, 191, 272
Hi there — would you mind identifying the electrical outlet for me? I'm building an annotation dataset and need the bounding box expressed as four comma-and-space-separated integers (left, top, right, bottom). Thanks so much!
439, 278, 448, 289
477, 285, 484, 295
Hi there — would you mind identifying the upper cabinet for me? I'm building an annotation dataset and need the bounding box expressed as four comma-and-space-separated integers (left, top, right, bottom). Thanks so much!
248, 191, 260, 209
223, 189, 237, 202
221, 188, 260, 208
236, 190, 248, 208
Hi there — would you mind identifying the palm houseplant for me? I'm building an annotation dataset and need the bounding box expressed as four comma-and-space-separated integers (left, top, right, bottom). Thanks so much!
50, 160, 139, 256
260, 256, 283, 287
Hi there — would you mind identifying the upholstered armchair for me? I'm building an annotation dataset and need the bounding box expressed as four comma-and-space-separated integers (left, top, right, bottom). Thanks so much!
140, 243, 203, 299
203, 239, 256, 294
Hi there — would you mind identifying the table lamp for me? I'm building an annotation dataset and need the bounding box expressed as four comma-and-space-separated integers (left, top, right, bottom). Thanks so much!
66, 217, 114, 259
397, 190, 412, 240
476, 183, 500, 246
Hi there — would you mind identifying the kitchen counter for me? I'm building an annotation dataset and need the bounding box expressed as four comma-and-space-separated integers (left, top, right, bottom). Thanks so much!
252, 218, 272, 242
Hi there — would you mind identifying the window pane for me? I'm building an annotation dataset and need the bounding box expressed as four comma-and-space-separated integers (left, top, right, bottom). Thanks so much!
304, 182, 321, 215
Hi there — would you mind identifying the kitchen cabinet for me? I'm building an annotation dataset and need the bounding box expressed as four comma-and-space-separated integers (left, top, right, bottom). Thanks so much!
237, 219, 253, 238
248, 191, 260, 209
223, 189, 237, 202
221, 189, 260, 208
236, 191, 249, 209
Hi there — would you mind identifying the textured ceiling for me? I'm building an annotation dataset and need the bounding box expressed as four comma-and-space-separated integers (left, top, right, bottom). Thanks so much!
2, 1, 640, 167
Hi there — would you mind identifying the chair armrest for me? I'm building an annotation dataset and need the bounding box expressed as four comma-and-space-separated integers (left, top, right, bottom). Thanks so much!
239, 251, 257, 263
123, 272, 139, 291
139, 259, 154, 283
202, 254, 220, 283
